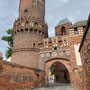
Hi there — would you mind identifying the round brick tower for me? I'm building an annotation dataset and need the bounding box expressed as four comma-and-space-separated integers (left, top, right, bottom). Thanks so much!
11, 0, 48, 69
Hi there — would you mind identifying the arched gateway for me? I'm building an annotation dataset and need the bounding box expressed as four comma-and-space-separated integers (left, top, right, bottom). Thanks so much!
45, 58, 71, 73
9, 0, 84, 89
44, 58, 72, 84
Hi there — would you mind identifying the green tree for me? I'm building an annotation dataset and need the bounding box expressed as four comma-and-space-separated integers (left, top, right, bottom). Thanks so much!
50, 64, 55, 75
1, 29, 13, 59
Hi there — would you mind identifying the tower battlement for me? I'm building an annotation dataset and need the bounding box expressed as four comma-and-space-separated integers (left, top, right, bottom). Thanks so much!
11, 0, 48, 69
13, 16, 48, 37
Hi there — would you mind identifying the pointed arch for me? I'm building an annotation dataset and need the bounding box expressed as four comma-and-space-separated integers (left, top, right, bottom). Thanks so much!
61, 26, 66, 35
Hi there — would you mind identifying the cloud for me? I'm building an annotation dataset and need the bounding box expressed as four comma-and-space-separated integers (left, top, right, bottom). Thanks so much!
0, 0, 19, 59
46, 0, 71, 9
61, 0, 70, 3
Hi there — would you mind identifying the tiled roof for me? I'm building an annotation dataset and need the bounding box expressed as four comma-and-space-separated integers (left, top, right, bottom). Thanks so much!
70, 20, 87, 28
57, 18, 71, 26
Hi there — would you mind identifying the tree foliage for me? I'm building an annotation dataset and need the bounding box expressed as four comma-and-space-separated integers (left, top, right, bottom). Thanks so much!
1, 29, 13, 59
50, 64, 55, 75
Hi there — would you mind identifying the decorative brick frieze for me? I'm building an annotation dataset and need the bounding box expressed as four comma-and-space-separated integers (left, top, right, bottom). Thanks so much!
38, 36, 70, 51
69, 27, 84, 36
7, 0, 88, 89
38, 17, 86, 90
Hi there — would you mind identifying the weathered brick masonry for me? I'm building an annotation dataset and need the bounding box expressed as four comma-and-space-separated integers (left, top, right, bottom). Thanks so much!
79, 15, 90, 90
38, 18, 86, 90
1, 0, 47, 89
0, 59, 45, 89
11, 0, 48, 69
0, 53, 3, 60
0, 0, 89, 90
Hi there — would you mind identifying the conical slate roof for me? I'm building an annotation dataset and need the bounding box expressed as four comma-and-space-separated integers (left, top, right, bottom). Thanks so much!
57, 18, 71, 26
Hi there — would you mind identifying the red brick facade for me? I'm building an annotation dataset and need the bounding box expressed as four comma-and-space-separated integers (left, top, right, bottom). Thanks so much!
0, 53, 3, 60
0, 0, 89, 90
79, 15, 90, 90
0, 60, 45, 89
11, 0, 48, 68
38, 18, 86, 89
0, 1, 47, 89
55, 22, 72, 36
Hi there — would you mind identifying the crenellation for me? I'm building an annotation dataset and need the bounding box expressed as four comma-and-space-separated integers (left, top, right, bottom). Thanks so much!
13, 16, 48, 37
39, 36, 70, 52
1, 0, 88, 89
11, 0, 48, 69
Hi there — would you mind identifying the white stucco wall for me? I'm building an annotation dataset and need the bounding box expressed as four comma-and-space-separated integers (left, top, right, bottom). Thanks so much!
74, 43, 82, 66
6, 57, 11, 62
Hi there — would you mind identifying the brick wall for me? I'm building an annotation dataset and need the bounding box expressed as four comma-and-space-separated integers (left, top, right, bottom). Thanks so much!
79, 18, 90, 90
69, 35, 84, 90
0, 53, 3, 60
19, 0, 45, 20
55, 23, 72, 36
12, 0, 48, 69
0, 60, 45, 89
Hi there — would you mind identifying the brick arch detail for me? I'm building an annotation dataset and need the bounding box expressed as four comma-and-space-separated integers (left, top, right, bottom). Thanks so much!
44, 58, 74, 87
45, 59, 71, 74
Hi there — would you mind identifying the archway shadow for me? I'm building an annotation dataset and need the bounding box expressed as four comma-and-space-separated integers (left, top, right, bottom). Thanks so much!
45, 59, 71, 88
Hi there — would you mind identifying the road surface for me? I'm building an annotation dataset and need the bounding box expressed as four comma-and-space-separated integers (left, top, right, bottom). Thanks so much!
34, 80, 77, 90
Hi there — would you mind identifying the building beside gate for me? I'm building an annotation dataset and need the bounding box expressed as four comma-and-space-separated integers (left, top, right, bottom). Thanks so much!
0, 0, 89, 90
79, 14, 90, 90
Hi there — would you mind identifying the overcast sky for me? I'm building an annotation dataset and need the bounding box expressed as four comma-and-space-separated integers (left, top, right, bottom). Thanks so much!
0, 0, 90, 60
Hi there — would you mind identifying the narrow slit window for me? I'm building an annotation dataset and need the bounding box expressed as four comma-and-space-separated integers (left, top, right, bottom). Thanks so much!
33, 43, 36, 47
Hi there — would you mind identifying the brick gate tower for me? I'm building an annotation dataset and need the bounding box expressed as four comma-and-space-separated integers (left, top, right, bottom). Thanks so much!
11, 0, 48, 69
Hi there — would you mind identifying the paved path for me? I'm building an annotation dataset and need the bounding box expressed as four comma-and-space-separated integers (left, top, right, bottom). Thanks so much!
34, 80, 77, 90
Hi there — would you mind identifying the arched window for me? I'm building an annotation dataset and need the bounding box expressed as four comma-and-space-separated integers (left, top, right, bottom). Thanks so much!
24, 9, 28, 13
61, 26, 66, 35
